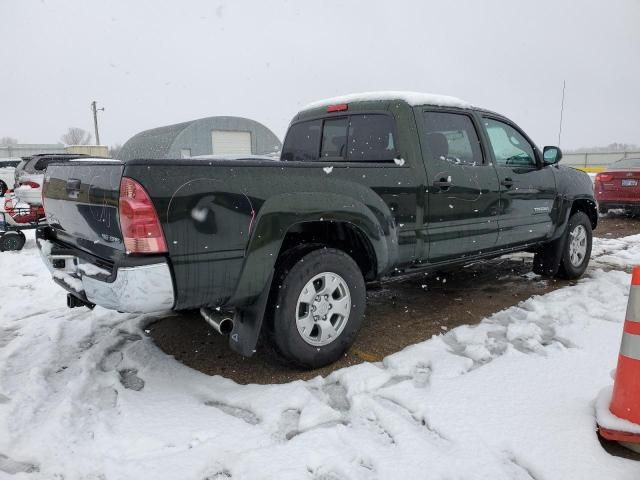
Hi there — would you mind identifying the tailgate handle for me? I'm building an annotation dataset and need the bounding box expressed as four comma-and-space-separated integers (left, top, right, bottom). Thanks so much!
66, 178, 81, 193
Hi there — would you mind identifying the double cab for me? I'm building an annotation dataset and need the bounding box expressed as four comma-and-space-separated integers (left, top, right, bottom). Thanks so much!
37, 91, 597, 368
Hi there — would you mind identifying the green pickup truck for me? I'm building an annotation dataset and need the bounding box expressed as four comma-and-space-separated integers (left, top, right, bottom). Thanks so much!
37, 91, 596, 368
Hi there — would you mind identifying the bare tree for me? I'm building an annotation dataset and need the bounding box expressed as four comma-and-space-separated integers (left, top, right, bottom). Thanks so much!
61, 128, 92, 145
108, 143, 122, 158
0, 136, 18, 145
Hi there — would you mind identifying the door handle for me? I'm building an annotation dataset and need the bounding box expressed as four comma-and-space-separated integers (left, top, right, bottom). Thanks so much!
433, 177, 452, 191
501, 178, 514, 188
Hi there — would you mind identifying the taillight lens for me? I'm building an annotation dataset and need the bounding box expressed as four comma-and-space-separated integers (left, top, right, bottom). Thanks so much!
119, 177, 167, 254
596, 173, 613, 182
23, 181, 40, 188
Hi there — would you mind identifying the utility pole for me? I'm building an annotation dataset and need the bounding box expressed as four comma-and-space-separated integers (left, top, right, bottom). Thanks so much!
557, 80, 566, 147
91, 101, 104, 145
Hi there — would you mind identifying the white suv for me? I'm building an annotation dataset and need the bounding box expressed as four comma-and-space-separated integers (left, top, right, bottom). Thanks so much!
0, 158, 20, 197
14, 153, 89, 205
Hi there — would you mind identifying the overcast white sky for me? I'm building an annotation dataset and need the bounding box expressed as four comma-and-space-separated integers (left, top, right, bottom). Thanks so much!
1, 0, 639, 150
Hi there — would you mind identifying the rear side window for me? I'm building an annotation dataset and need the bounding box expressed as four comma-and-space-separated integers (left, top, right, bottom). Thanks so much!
33, 158, 53, 170
281, 120, 321, 161
282, 114, 397, 162
423, 112, 483, 166
347, 114, 396, 161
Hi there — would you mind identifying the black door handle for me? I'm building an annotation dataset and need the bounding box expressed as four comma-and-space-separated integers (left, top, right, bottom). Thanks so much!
433, 177, 452, 190
501, 178, 514, 188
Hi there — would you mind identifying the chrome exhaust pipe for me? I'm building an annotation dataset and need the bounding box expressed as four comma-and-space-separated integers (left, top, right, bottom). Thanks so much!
200, 307, 234, 335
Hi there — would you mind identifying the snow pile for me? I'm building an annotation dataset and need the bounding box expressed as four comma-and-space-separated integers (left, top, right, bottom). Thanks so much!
303, 91, 472, 110
591, 234, 640, 270
0, 233, 639, 478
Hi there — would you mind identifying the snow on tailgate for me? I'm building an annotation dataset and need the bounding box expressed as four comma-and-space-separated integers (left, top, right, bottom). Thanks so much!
0, 232, 639, 479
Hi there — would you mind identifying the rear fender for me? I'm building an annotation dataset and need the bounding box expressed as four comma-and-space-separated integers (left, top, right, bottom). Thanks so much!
229, 190, 394, 306
226, 190, 394, 357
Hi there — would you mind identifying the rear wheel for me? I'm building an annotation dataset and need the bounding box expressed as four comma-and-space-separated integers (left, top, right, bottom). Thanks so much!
558, 211, 592, 279
0, 180, 7, 197
0, 231, 26, 252
270, 248, 366, 369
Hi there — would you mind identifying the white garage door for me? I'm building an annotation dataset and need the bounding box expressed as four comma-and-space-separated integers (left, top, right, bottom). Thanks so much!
211, 130, 252, 155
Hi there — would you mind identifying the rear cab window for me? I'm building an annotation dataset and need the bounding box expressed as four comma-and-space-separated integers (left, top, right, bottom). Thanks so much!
282, 113, 397, 162
280, 120, 321, 161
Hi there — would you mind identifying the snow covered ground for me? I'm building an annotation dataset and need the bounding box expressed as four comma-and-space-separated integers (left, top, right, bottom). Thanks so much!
1, 232, 640, 479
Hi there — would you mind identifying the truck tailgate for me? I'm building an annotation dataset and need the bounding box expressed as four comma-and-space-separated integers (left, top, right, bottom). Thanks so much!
43, 159, 125, 259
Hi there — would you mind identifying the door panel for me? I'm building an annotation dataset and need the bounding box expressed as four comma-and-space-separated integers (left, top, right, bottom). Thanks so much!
480, 117, 557, 246
418, 110, 500, 263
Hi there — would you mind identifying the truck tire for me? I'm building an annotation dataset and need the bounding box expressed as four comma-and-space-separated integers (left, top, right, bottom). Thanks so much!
557, 211, 592, 279
270, 248, 366, 369
0, 231, 26, 252
0, 181, 7, 197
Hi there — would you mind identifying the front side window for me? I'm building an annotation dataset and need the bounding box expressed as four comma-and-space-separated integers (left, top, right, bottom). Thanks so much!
281, 120, 321, 161
423, 112, 484, 166
483, 118, 537, 167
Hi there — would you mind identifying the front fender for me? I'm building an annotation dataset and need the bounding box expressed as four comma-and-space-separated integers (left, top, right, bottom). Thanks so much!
548, 166, 597, 240
228, 190, 395, 306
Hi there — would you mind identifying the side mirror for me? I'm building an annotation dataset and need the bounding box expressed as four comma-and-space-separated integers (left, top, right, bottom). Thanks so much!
543, 146, 562, 165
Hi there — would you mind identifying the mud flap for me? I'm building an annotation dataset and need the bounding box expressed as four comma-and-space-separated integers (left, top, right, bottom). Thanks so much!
228, 271, 274, 357
532, 233, 567, 277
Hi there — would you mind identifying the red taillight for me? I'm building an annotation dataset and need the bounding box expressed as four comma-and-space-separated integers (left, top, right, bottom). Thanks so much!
23, 181, 40, 188
595, 173, 613, 182
119, 177, 167, 254
327, 104, 348, 113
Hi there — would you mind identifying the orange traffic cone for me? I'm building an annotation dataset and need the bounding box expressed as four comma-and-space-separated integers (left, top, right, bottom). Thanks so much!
599, 267, 640, 451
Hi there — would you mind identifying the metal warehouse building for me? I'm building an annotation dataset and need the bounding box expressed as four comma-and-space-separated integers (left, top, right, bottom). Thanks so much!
119, 116, 282, 160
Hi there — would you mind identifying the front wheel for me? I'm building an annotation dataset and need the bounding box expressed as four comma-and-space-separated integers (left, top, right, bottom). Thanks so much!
270, 248, 366, 369
558, 211, 592, 279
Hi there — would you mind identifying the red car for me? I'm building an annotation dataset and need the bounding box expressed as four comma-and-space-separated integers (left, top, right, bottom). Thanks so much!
595, 158, 640, 215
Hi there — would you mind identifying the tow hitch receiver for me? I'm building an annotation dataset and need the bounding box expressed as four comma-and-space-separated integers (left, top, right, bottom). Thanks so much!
67, 293, 95, 310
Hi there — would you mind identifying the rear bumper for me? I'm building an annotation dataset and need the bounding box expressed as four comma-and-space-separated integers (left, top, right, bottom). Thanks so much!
597, 200, 640, 210
36, 233, 175, 313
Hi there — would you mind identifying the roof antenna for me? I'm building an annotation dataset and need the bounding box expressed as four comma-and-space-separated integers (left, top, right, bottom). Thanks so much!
557, 80, 566, 147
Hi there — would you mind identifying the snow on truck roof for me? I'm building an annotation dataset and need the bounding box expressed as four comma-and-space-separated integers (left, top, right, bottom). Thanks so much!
302, 91, 472, 110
